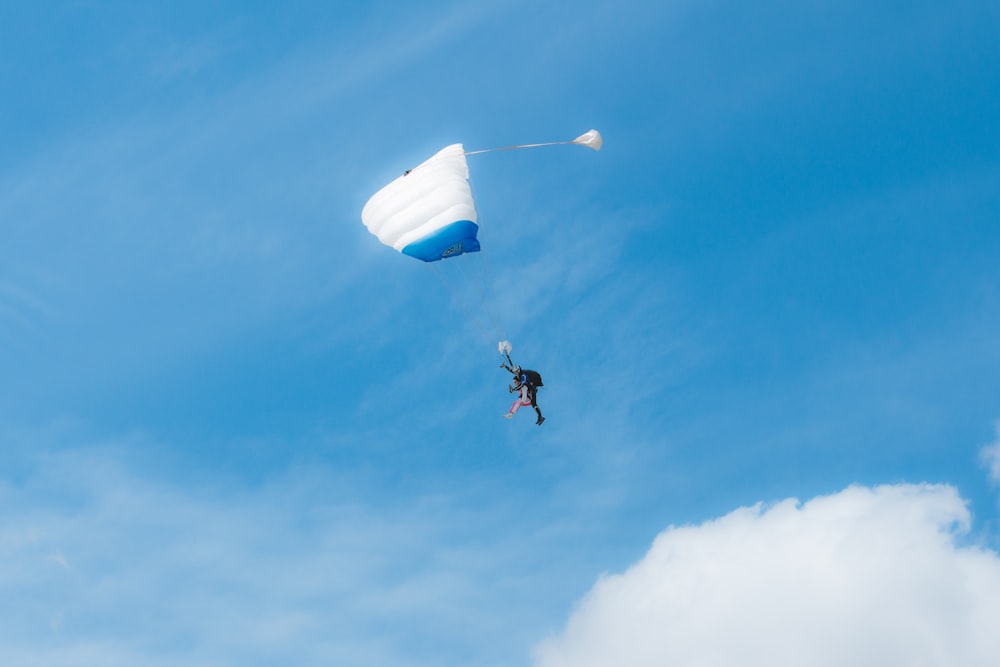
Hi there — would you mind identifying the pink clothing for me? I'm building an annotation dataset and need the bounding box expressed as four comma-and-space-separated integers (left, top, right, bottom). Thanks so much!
508, 384, 532, 415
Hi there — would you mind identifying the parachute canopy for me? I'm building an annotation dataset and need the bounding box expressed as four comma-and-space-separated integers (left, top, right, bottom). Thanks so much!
572, 129, 603, 151
361, 144, 479, 263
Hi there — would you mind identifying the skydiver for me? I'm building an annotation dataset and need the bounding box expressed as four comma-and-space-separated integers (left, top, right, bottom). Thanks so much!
501, 361, 545, 425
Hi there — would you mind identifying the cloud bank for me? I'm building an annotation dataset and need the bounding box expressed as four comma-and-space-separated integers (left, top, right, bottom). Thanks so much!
534, 484, 1000, 667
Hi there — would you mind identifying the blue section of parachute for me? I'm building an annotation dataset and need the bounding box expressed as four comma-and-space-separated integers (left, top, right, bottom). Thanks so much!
401, 220, 481, 262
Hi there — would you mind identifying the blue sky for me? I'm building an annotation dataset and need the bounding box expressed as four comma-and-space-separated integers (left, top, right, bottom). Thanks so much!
2, 1, 1000, 665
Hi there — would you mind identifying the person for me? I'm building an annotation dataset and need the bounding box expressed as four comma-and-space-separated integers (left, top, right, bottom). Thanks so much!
501, 363, 545, 425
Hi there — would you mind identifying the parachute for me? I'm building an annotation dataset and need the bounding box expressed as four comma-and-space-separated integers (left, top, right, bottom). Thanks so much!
362, 144, 479, 263
361, 130, 602, 348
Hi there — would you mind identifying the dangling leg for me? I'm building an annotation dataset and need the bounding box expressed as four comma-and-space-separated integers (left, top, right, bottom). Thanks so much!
505, 386, 531, 418
529, 386, 544, 425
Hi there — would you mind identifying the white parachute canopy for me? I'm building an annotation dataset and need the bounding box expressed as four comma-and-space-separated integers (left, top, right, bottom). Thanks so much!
572, 129, 603, 150
361, 144, 480, 263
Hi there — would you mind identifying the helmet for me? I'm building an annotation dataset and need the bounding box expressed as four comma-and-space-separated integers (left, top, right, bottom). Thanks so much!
513, 366, 522, 375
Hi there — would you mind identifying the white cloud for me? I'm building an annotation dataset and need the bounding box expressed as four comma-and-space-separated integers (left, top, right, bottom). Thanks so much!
534, 484, 1000, 667
980, 422, 1000, 485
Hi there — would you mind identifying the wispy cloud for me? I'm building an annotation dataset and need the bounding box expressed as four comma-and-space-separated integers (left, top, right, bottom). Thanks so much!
148, 38, 224, 80
0, 438, 584, 667
0, 279, 54, 341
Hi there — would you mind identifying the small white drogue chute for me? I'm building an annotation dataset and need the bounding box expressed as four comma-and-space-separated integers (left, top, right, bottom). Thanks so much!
572, 129, 603, 150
